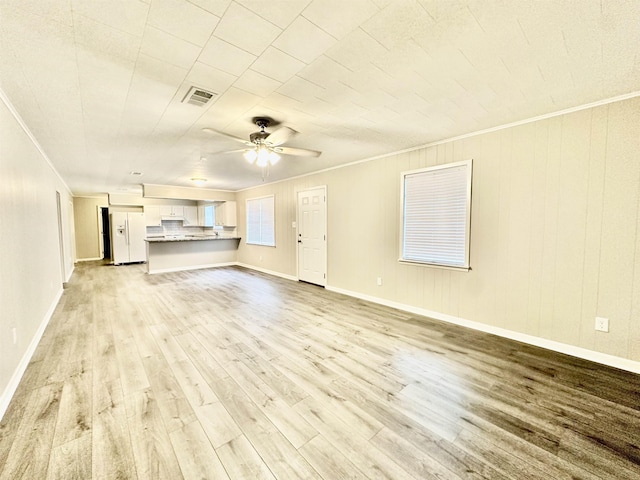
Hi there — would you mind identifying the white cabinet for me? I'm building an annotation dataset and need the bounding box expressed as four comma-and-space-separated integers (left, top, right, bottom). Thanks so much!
144, 206, 161, 226
147, 204, 198, 225
215, 201, 236, 227
183, 206, 198, 225
197, 205, 205, 226
160, 205, 184, 218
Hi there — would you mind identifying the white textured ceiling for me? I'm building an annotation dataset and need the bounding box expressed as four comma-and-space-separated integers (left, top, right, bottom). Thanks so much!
1, 0, 639, 194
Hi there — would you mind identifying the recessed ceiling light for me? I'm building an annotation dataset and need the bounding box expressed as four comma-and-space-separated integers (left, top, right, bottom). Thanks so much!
129, 171, 143, 176
191, 178, 207, 186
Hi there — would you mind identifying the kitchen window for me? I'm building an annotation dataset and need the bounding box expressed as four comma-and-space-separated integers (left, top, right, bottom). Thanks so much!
400, 159, 472, 270
246, 195, 275, 246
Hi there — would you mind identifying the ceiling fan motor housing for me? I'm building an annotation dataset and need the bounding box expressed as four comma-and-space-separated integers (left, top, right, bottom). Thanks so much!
249, 131, 270, 144
250, 117, 273, 144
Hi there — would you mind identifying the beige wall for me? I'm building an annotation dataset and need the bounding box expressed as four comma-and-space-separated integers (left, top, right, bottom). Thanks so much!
237, 96, 640, 363
73, 196, 108, 260
0, 91, 75, 415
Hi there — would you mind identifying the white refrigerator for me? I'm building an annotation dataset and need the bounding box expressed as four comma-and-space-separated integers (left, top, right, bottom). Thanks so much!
111, 212, 146, 265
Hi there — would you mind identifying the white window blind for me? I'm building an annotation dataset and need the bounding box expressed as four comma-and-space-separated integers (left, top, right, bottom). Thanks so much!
401, 160, 472, 269
246, 195, 275, 246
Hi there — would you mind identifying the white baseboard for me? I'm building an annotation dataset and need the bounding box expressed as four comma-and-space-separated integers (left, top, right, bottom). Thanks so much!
145, 257, 640, 374
0, 287, 63, 421
326, 285, 640, 375
65, 264, 74, 283
147, 262, 237, 275
235, 263, 298, 282
75, 257, 102, 262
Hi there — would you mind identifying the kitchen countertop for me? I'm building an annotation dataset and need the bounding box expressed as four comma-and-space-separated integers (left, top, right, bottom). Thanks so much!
145, 235, 241, 243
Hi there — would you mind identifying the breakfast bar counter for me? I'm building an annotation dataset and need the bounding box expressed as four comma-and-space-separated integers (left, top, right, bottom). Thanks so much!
145, 235, 241, 274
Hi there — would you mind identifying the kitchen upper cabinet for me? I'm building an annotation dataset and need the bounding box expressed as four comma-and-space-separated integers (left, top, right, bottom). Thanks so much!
160, 205, 184, 218
146, 204, 198, 225
215, 201, 236, 227
197, 205, 205, 226
183, 206, 198, 225
144, 206, 161, 226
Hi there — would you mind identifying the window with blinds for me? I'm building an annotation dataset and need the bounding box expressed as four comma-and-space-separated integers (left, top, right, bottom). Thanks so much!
400, 160, 472, 270
246, 195, 275, 246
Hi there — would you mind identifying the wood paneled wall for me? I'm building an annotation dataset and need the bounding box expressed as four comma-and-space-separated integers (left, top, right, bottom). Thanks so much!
0, 92, 75, 415
236, 96, 640, 363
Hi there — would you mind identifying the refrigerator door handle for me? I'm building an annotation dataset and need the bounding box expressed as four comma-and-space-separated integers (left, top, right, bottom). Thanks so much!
125, 219, 129, 245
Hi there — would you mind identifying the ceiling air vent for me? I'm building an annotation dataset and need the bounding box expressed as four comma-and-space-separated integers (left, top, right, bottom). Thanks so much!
182, 86, 217, 107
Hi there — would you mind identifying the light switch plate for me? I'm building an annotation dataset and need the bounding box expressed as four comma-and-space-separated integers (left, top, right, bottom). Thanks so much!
595, 317, 609, 332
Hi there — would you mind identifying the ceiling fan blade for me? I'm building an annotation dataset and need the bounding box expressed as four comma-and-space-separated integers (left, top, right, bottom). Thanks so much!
265, 126, 297, 146
207, 148, 249, 155
274, 146, 322, 157
202, 128, 252, 146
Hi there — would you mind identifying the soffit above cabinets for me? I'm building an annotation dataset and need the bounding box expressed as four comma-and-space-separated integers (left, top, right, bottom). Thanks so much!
1, 0, 639, 194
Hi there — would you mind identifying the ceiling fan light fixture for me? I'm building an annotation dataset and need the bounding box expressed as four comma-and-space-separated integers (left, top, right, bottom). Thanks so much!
256, 155, 269, 167
252, 144, 281, 167
268, 151, 280, 165
256, 145, 271, 167
244, 149, 257, 163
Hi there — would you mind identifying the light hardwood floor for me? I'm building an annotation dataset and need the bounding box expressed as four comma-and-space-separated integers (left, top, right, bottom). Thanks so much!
1, 262, 639, 479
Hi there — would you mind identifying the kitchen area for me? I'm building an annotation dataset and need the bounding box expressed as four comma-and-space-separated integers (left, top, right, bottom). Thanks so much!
143, 201, 240, 274
73, 185, 241, 274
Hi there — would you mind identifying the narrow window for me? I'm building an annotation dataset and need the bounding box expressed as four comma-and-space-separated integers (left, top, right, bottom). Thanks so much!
400, 160, 472, 270
246, 195, 275, 246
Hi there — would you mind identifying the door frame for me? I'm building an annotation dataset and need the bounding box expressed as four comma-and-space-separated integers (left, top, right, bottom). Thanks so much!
98, 207, 111, 259
296, 185, 327, 286
97, 206, 104, 259
55, 191, 65, 285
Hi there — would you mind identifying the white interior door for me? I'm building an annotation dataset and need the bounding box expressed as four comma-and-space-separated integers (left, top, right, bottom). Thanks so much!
297, 186, 327, 286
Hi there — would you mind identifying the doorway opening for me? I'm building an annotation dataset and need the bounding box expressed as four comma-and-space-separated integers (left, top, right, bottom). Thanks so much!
100, 207, 111, 260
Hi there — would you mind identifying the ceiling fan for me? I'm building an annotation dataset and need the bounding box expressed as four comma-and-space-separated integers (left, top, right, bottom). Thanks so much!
203, 117, 321, 168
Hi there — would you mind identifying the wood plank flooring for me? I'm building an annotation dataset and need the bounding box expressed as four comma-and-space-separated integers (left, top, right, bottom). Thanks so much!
1, 262, 639, 479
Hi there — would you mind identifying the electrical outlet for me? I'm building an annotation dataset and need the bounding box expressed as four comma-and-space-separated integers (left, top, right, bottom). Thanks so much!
377, 276, 383, 286
595, 317, 609, 332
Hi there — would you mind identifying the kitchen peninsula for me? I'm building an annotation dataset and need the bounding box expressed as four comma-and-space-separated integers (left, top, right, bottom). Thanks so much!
145, 235, 241, 274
